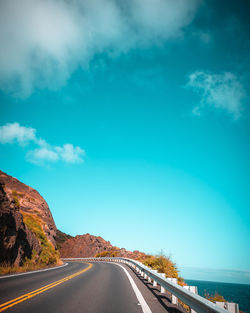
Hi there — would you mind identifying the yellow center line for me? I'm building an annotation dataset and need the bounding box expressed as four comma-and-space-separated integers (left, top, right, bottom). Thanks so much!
0, 272, 79, 308
0, 262, 93, 312
0, 275, 74, 307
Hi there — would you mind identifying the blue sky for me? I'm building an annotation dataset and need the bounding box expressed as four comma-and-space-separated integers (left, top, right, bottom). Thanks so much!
0, 0, 249, 284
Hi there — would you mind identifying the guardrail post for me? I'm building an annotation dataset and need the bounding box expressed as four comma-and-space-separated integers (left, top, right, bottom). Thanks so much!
216, 302, 239, 313
150, 270, 157, 287
184, 286, 198, 313
159, 273, 166, 293
167, 278, 178, 304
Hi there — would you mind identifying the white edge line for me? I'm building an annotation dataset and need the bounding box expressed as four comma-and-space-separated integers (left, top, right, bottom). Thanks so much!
114, 263, 152, 313
0, 262, 68, 279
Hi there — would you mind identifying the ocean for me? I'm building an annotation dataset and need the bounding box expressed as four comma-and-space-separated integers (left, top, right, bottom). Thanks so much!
185, 279, 250, 313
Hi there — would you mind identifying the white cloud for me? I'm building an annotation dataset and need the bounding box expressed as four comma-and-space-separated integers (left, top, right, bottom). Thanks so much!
0, 122, 85, 164
131, 0, 199, 41
0, 0, 200, 96
0, 122, 36, 145
27, 147, 59, 164
187, 71, 245, 119
56, 144, 85, 163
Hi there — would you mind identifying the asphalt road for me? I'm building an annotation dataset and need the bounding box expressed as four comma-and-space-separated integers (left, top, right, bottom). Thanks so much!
0, 262, 152, 313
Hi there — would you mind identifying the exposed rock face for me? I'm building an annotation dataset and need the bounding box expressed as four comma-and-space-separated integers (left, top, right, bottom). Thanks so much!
0, 170, 57, 265
0, 184, 40, 266
58, 232, 147, 260
59, 233, 113, 257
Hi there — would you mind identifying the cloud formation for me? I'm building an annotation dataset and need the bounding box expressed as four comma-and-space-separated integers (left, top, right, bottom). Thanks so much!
0, 0, 200, 96
0, 123, 85, 164
0, 122, 36, 145
187, 71, 245, 119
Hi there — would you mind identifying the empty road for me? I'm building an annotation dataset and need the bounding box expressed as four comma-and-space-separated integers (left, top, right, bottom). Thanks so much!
0, 261, 181, 313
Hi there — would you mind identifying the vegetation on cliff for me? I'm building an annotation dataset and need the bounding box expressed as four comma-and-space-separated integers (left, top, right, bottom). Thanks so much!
0, 212, 60, 275
22, 212, 59, 265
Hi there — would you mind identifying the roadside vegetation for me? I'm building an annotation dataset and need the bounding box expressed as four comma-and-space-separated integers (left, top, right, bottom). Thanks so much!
0, 212, 61, 275
140, 253, 189, 310
0, 257, 61, 275
140, 252, 185, 285
205, 292, 226, 302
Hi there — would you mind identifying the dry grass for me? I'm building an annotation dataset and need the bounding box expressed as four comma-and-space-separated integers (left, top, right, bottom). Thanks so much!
0, 260, 62, 275
140, 253, 179, 278
205, 292, 226, 302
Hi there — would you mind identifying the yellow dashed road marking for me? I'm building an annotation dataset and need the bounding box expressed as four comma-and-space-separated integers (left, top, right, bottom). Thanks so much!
0, 263, 93, 312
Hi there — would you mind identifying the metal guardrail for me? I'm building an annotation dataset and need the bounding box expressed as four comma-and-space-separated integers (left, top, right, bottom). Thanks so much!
62, 257, 231, 313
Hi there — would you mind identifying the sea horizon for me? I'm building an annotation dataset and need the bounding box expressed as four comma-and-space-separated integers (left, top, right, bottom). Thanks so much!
184, 278, 250, 286
185, 278, 250, 313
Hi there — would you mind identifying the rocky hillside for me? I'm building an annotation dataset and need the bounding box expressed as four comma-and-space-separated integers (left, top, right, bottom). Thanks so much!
58, 232, 147, 260
0, 170, 58, 266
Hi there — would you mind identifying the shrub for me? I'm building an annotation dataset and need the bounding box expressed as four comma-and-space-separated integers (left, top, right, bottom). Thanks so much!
141, 253, 179, 279
206, 292, 226, 303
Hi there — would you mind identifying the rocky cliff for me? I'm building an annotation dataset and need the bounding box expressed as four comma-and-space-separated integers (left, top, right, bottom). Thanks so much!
58, 232, 147, 260
0, 170, 58, 266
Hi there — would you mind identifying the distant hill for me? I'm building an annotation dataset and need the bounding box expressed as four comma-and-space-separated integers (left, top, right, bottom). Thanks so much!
57, 231, 146, 260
